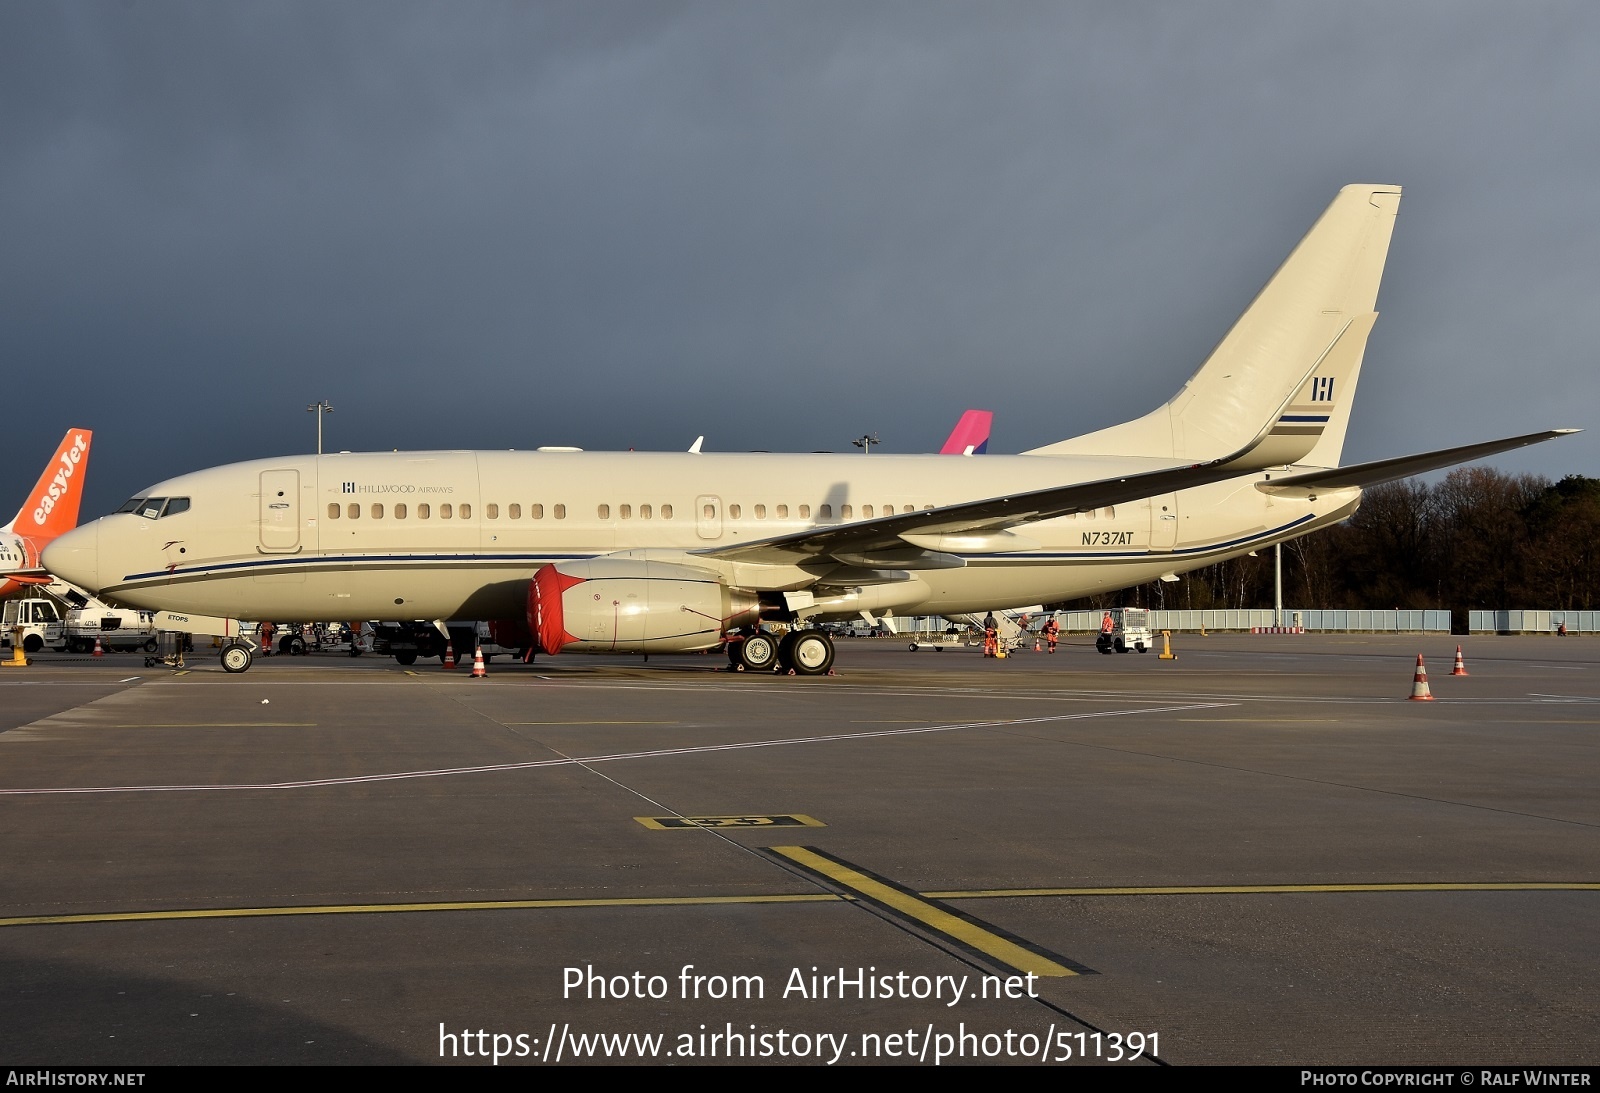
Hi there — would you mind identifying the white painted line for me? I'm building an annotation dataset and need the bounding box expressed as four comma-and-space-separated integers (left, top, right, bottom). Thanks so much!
0, 702, 1231, 796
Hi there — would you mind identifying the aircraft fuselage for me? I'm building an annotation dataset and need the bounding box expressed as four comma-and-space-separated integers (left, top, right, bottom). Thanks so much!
45, 449, 1357, 628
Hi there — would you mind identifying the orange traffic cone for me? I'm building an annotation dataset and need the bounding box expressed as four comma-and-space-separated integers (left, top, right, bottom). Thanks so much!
471, 645, 488, 679
1451, 645, 1469, 676
92, 636, 104, 657
1034, 635, 1042, 652
1409, 654, 1435, 701
442, 640, 457, 670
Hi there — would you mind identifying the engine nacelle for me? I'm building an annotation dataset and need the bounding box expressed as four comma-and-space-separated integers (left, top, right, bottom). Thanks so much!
528, 559, 761, 655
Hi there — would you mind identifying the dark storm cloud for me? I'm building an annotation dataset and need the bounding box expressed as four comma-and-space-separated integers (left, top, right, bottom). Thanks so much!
1, 2, 1596, 518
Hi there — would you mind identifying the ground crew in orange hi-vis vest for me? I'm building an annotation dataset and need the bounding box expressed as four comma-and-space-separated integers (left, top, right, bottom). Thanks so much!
1101, 612, 1114, 635
983, 611, 998, 658
1046, 616, 1060, 654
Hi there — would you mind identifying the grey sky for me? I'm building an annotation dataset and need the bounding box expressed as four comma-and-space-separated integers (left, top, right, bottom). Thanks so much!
3, 2, 1596, 518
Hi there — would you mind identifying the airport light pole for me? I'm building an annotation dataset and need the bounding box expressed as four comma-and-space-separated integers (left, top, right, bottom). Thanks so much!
307, 400, 334, 455
1274, 542, 1283, 629
852, 434, 881, 454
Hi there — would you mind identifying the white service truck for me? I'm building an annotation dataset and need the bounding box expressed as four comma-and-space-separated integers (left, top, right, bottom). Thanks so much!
1, 597, 65, 654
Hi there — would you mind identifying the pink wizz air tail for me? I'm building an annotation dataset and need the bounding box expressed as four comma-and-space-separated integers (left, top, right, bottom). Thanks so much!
0, 428, 93, 595
939, 409, 992, 455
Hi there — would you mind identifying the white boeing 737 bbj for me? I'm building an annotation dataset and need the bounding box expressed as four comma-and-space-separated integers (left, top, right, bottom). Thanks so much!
45, 185, 1575, 674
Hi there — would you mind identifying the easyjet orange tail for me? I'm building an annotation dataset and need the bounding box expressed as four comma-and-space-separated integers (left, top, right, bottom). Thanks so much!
4, 429, 93, 541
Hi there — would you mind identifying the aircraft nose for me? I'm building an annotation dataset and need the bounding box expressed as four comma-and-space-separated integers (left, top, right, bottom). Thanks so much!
43, 522, 100, 593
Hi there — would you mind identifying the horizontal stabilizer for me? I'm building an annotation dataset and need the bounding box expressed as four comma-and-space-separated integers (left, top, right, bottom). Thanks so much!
1255, 429, 1580, 497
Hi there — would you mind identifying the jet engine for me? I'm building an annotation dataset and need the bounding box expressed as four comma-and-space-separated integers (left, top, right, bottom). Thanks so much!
528, 559, 761, 655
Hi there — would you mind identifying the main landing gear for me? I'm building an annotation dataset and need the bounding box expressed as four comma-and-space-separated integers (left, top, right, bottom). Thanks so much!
727, 628, 834, 676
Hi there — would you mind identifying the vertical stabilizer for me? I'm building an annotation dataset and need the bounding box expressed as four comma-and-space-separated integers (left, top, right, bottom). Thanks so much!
1027, 185, 1400, 465
940, 409, 994, 455
3, 429, 93, 538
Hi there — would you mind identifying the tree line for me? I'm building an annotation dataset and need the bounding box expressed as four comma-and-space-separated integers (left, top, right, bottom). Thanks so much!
1062, 469, 1600, 613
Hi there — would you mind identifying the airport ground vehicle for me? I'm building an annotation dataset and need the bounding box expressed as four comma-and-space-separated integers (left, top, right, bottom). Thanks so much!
908, 627, 972, 651
1, 597, 64, 654
1096, 607, 1152, 654
62, 602, 159, 653
370, 621, 506, 665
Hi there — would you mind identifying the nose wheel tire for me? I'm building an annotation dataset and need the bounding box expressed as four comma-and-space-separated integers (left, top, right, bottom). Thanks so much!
220, 643, 253, 674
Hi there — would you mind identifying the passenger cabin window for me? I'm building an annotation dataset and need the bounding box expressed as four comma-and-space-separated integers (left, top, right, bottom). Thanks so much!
371, 503, 384, 519
640, 504, 651, 519
777, 504, 788, 518
509, 504, 522, 519
661, 504, 673, 519
418, 503, 431, 519
486, 504, 498, 520
800, 504, 811, 518
598, 504, 610, 519
728, 504, 741, 519
754, 504, 766, 519
440, 503, 452, 519
328, 503, 340, 519
840, 504, 853, 519
862, 505, 873, 518
459, 503, 471, 519
347, 503, 360, 520
395, 503, 407, 519
817, 504, 830, 518
619, 504, 631, 520
554, 504, 566, 519
529, 503, 542, 519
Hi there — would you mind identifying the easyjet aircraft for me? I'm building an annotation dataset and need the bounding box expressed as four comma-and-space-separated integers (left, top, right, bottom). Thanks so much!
939, 410, 993, 456
1, 429, 93, 600
45, 187, 1574, 674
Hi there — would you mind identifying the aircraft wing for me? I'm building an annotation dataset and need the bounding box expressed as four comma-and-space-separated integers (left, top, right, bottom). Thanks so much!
694, 452, 1268, 566
696, 359, 1353, 566
1255, 429, 1579, 497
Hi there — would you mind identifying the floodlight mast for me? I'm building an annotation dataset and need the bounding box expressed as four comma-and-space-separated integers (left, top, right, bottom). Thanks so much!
307, 400, 334, 455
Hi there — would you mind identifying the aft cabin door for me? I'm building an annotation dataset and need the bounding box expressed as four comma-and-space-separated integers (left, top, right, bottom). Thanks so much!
258, 470, 301, 553
1150, 493, 1179, 551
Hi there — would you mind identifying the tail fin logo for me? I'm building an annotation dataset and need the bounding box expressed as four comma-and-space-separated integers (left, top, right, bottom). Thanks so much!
1311, 377, 1336, 403
25, 431, 92, 536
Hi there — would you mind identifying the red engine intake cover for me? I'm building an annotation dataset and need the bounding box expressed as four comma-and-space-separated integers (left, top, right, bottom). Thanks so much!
528, 564, 586, 655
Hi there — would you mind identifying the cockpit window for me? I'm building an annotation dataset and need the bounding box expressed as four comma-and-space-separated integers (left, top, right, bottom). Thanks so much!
136, 498, 166, 520
162, 497, 191, 517
117, 497, 147, 514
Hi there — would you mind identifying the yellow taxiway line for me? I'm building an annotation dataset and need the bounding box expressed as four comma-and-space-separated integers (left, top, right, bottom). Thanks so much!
3, 881, 1594, 931
769, 845, 1086, 978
